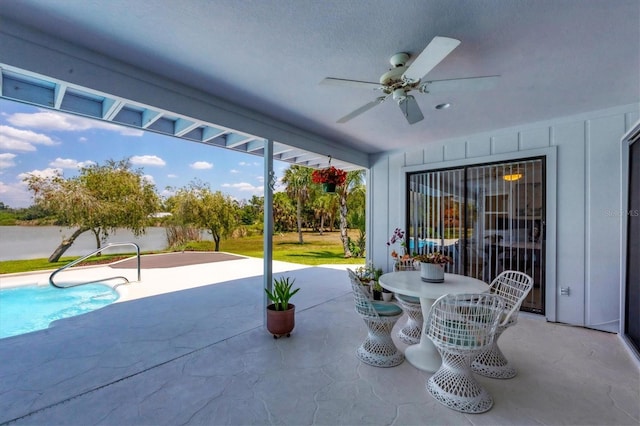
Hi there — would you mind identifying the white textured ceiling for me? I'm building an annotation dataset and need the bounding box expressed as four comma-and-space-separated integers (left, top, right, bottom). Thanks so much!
1, 0, 639, 156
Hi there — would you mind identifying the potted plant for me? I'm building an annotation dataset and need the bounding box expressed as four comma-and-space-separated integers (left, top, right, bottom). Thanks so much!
311, 166, 347, 193
354, 263, 385, 297
387, 227, 415, 270
372, 281, 383, 301
265, 276, 300, 338
413, 251, 453, 283
381, 287, 393, 302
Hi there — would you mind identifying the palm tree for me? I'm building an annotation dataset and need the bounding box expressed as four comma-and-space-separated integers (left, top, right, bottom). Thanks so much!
281, 165, 313, 244
338, 169, 365, 257
312, 193, 334, 234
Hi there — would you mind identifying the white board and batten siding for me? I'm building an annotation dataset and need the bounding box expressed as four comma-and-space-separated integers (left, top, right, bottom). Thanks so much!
369, 104, 639, 332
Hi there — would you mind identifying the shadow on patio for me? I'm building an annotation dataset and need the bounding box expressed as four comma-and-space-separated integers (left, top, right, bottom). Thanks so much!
0, 264, 637, 425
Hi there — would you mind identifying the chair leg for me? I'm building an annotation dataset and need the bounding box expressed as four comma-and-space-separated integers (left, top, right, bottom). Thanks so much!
398, 319, 422, 345
357, 317, 404, 367
397, 301, 423, 345
427, 350, 494, 414
472, 329, 517, 379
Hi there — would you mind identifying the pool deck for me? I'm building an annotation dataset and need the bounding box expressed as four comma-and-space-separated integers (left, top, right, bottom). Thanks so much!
0, 254, 638, 425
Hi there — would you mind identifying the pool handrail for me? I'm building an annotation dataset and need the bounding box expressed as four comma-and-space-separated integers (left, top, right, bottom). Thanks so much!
49, 242, 141, 289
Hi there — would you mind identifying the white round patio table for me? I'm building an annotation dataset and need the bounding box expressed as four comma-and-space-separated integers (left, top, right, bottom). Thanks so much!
379, 271, 488, 372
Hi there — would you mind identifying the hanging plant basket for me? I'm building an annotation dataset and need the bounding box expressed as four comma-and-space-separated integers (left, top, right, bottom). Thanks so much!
322, 183, 336, 193
312, 166, 347, 192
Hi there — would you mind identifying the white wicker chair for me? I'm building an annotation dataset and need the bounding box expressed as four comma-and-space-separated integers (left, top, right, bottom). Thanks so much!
472, 270, 534, 379
393, 259, 423, 344
347, 269, 404, 367
425, 292, 505, 414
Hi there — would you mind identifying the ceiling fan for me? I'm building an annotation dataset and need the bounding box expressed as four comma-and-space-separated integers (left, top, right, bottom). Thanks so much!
320, 36, 498, 125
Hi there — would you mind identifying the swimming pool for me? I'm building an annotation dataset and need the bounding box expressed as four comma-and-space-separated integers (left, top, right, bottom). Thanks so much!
0, 284, 119, 339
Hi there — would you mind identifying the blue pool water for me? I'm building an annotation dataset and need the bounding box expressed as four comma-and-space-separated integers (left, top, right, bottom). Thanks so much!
0, 284, 119, 339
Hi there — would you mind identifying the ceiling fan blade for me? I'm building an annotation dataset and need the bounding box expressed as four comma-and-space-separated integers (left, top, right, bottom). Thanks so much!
398, 95, 424, 124
320, 77, 380, 90
402, 36, 461, 83
337, 96, 387, 123
422, 75, 499, 94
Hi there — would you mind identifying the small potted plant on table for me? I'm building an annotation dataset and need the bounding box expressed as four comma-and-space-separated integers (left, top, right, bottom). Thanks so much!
265, 276, 300, 338
413, 251, 453, 283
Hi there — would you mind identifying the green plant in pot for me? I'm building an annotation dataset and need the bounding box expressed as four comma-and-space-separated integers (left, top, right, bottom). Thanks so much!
265, 276, 300, 338
372, 281, 383, 301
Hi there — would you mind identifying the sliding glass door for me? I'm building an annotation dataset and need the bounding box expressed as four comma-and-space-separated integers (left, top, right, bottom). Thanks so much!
407, 157, 546, 313
625, 136, 639, 353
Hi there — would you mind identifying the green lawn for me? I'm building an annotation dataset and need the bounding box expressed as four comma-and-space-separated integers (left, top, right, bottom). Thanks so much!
0, 231, 365, 274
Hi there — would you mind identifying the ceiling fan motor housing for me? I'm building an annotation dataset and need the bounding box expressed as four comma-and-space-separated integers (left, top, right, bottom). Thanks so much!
389, 52, 409, 67
379, 66, 407, 86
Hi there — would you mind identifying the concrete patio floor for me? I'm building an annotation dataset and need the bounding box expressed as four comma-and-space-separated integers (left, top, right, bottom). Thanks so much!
0, 257, 638, 425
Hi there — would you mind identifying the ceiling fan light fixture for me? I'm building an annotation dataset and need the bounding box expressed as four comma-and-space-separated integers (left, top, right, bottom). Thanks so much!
392, 88, 406, 102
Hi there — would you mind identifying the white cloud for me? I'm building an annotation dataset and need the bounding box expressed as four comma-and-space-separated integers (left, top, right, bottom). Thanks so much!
190, 161, 213, 170
167, 174, 178, 178
142, 174, 155, 185
221, 182, 263, 194
0, 125, 57, 151
18, 167, 63, 181
7, 110, 143, 136
49, 157, 96, 169
161, 188, 176, 198
78, 136, 88, 142
0, 153, 17, 170
230, 169, 239, 174
0, 180, 33, 208
130, 155, 166, 167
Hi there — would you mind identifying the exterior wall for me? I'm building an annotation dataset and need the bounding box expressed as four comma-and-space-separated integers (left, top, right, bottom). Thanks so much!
369, 104, 639, 331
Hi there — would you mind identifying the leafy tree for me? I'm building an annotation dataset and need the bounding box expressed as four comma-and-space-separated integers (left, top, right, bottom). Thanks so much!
24, 159, 160, 262
311, 192, 338, 234
281, 165, 313, 244
238, 195, 263, 225
272, 192, 296, 232
337, 169, 365, 258
347, 184, 366, 258
167, 181, 238, 251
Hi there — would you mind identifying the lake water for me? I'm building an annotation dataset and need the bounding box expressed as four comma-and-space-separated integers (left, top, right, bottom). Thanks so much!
0, 226, 176, 261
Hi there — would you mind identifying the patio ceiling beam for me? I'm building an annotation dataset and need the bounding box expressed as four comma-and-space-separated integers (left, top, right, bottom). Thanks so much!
245, 139, 265, 153
0, 21, 368, 168
141, 110, 162, 128
224, 133, 254, 149
278, 149, 309, 162
53, 82, 67, 109
174, 118, 200, 137
202, 126, 227, 142
102, 98, 124, 121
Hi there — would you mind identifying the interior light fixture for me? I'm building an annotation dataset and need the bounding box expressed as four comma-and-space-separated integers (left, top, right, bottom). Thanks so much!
435, 103, 451, 110
503, 172, 523, 181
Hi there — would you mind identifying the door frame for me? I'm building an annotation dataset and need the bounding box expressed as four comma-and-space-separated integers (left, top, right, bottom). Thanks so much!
620, 120, 640, 361
400, 147, 558, 322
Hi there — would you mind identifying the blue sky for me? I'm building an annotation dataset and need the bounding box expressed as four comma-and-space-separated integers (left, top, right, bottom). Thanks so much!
0, 98, 289, 208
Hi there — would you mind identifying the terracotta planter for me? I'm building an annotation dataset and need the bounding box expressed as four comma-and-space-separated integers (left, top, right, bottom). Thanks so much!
266, 303, 295, 338
420, 262, 445, 283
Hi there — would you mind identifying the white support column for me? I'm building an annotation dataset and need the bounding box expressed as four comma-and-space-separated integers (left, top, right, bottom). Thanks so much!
263, 138, 275, 327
